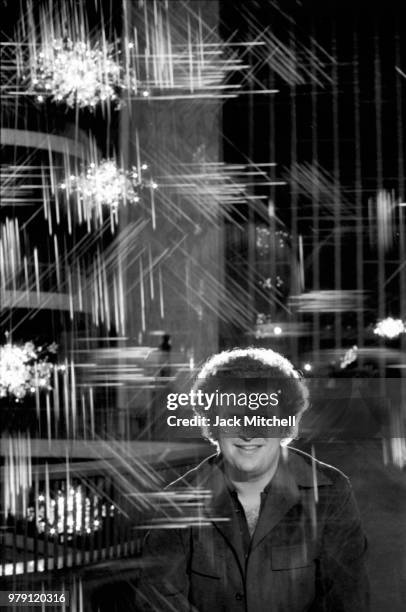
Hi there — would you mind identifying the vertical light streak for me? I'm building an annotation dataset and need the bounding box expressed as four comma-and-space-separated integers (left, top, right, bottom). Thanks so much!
118, 258, 125, 334
396, 26, 406, 439
148, 245, 154, 299
24, 256, 29, 303
43, 176, 53, 236
63, 361, 70, 439
268, 200, 276, 320
331, 27, 341, 349
34, 363, 40, 420
353, 30, 364, 351
310, 444, 318, 539
113, 272, 120, 333
81, 392, 86, 440
89, 387, 95, 439
298, 235, 305, 291
70, 360, 77, 439
150, 187, 156, 229
159, 265, 164, 319
3, 433, 32, 517
96, 249, 103, 324
0, 233, 4, 293
55, 186, 61, 226
76, 261, 83, 311
67, 267, 74, 321
144, 0, 150, 86
102, 255, 110, 331
139, 257, 146, 332
289, 28, 299, 363
53, 365, 60, 433
374, 30, 385, 381
268, 42, 276, 321
247, 32, 256, 324
66, 193, 72, 235
34, 471, 39, 573
46, 392, 51, 442
187, 15, 194, 93
92, 262, 99, 327
45, 461, 50, 527
311, 27, 320, 362
54, 235, 60, 288
33, 247, 40, 302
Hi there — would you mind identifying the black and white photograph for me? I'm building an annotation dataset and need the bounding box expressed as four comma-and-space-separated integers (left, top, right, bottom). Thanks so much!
0, 1, 405, 610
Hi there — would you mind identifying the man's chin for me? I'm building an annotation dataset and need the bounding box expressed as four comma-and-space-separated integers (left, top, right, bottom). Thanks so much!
235, 458, 262, 474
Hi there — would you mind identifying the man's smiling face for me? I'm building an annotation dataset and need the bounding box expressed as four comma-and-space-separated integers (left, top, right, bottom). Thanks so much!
218, 436, 281, 479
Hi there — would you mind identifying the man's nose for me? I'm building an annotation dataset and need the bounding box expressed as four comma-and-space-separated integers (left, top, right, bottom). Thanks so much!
239, 434, 253, 441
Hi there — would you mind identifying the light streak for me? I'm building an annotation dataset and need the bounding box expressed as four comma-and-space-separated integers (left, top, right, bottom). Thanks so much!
289, 290, 365, 313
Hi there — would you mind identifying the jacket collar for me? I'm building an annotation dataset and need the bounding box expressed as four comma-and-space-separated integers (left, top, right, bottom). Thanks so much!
283, 446, 333, 487
189, 446, 332, 556
193, 445, 332, 494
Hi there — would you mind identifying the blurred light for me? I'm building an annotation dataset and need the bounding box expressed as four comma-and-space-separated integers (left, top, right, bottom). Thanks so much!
303, 363, 312, 372
62, 160, 156, 210
340, 345, 358, 369
374, 318, 405, 339
274, 326, 282, 336
289, 290, 364, 313
0, 340, 54, 399
33, 486, 106, 535
29, 38, 121, 108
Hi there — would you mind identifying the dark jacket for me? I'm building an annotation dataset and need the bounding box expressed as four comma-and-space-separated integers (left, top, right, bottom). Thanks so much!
137, 447, 369, 612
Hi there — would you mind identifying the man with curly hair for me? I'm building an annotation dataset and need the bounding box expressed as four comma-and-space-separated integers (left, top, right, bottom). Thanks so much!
137, 348, 369, 611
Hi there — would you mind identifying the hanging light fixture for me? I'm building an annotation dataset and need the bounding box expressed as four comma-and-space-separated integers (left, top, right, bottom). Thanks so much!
0, 338, 57, 400
373, 317, 405, 339
30, 38, 121, 108
61, 159, 156, 211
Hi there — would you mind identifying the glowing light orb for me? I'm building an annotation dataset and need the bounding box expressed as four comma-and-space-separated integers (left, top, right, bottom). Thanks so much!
303, 363, 312, 372
340, 345, 358, 369
274, 326, 282, 336
61, 160, 155, 210
0, 341, 55, 399
373, 317, 405, 339
30, 38, 121, 108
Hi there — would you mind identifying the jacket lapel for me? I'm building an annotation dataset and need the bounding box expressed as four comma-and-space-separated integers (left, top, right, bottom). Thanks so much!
200, 458, 246, 575
250, 455, 300, 551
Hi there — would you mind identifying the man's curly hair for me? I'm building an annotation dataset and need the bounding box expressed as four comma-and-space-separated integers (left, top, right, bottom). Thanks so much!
193, 347, 309, 445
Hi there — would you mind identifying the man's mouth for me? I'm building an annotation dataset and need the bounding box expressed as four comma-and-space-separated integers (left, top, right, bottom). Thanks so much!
235, 444, 262, 453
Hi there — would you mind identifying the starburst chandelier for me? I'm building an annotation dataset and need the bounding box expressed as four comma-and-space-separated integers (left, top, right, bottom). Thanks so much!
61, 160, 157, 210
30, 38, 121, 108
0, 340, 57, 400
